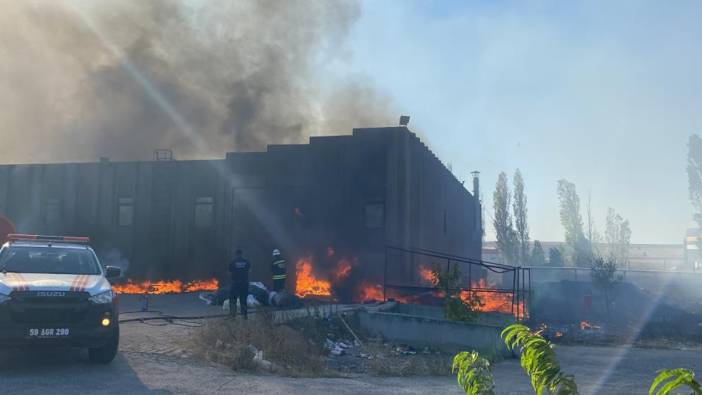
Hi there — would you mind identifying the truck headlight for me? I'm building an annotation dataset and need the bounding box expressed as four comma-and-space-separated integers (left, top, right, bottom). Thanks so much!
89, 290, 114, 304
0, 293, 10, 304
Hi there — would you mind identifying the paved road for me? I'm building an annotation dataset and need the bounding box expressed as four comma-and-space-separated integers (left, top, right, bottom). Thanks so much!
493, 343, 702, 395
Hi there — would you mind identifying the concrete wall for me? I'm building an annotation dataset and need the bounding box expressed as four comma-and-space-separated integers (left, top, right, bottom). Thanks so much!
359, 309, 508, 356
0, 127, 482, 294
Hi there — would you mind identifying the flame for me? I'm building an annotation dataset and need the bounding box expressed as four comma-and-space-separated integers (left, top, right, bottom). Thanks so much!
295, 258, 332, 297
184, 278, 220, 293
357, 281, 384, 302
580, 320, 601, 330
418, 265, 436, 284
113, 278, 219, 295
460, 278, 527, 319
334, 259, 352, 282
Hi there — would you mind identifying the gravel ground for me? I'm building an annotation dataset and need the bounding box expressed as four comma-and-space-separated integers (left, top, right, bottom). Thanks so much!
1, 294, 701, 394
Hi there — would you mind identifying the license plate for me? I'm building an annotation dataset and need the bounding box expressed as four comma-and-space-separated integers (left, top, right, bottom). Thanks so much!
28, 328, 70, 337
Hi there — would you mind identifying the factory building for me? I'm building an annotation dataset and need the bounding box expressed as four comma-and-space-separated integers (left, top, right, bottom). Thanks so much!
0, 127, 482, 288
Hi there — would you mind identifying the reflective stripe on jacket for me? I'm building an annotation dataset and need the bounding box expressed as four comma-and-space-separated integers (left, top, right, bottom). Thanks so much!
271, 258, 287, 280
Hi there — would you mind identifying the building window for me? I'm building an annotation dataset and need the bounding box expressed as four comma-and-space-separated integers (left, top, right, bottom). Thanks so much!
118, 198, 135, 226
46, 198, 61, 225
194, 197, 214, 228
364, 202, 384, 229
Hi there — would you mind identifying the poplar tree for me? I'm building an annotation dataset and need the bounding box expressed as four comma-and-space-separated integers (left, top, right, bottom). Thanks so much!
513, 169, 530, 265
493, 172, 518, 265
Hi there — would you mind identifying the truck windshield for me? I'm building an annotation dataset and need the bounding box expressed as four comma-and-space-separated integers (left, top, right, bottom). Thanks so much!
0, 245, 100, 275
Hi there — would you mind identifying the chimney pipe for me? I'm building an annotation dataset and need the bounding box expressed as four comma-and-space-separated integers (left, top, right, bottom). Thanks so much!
471, 171, 480, 197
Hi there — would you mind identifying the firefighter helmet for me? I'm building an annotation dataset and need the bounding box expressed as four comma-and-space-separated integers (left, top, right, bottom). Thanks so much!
272, 248, 281, 256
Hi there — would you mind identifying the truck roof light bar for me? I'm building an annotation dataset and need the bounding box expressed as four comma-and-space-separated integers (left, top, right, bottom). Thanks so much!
7, 234, 90, 244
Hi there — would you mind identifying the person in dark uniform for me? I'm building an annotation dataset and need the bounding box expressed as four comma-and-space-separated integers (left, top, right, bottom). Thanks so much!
228, 249, 251, 319
271, 248, 287, 292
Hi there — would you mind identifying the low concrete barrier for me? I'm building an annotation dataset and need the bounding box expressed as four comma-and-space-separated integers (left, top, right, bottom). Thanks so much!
358, 305, 510, 357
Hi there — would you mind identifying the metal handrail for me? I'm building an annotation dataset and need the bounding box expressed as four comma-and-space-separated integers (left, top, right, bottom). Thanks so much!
383, 245, 531, 320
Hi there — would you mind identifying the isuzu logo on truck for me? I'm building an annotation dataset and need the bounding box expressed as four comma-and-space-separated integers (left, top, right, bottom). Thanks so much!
36, 291, 66, 297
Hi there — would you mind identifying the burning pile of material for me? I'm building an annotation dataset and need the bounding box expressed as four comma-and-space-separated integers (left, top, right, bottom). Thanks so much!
295, 258, 333, 298
418, 265, 436, 284
459, 278, 526, 318
113, 278, 219, 295
357, 281, 384, 302
294, 253, 385, 303
294, 253, 528, 318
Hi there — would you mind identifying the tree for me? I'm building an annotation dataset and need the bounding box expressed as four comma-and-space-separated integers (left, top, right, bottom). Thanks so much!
493, 172, 518, 265
605, 208, 632, 269
586, 192, 603, 255
591, 256, 622, 317
557, 179, 592, 267
531, 240, 546, 266
549, 247, 564, 266
513, 169, 530, 265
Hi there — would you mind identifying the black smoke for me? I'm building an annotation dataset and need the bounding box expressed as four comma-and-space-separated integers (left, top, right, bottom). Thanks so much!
0, 0, 393, 163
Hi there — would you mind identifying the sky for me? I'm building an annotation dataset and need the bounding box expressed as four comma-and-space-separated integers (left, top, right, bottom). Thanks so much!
1, 1, 700, 245
332, 0, 702, 244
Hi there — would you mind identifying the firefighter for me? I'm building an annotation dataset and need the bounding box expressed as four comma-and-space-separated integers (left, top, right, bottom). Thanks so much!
271, 248, 287, 292
228, 249, 251, 319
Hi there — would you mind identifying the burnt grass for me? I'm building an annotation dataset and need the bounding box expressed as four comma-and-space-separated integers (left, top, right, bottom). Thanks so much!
190, 309, 454, 377
532, 280, 702, 347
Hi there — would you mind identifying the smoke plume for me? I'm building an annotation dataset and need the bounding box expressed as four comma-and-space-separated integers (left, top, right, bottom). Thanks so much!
0, 0, 393, 163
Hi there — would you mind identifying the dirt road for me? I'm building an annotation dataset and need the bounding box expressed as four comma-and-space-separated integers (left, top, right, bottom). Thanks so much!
2, 319, 701, 394
2, 294, 701, 394
0, 320, 462, 394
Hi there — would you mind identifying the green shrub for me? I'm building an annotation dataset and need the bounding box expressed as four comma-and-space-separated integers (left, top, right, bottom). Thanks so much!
649, 368, 702, 395
452, 351, 495, 395
502, 324, 578, 395
432, 264, 481, 322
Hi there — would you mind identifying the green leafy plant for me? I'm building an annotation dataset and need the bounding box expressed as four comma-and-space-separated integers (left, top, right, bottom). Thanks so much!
501, 324, 579, 395
453, 324, 702, 395
432, 264, 481, 322
452, 351, 495, 395
649, 368, 702, 395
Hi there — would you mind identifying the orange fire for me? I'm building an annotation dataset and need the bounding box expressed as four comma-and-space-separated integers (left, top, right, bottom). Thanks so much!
460, 278, 526, 319
295, 258, 332, 297
334, 259, 352, 282
357, 281, 384, 302
184, 278, 220, 293
580, 320, 601, 330
418, 265, 436, 284
113, 278, 219, 295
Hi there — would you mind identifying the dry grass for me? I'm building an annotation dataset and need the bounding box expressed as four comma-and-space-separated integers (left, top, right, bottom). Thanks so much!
191, 311, 329, 377
367, 353, 452, 377
362, 343, 453, 377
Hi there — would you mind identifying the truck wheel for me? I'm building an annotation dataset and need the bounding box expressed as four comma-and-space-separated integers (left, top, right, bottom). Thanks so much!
89, 326, 119, 364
